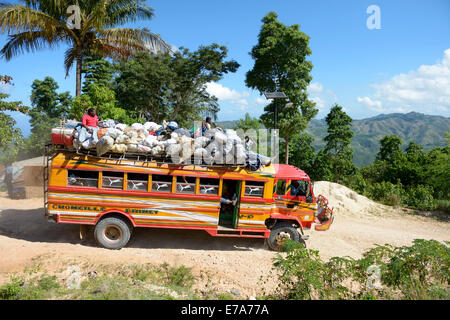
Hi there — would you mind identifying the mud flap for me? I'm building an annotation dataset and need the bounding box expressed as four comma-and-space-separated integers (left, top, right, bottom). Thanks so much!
79, 225, 89, 240
314, 214, 334, 231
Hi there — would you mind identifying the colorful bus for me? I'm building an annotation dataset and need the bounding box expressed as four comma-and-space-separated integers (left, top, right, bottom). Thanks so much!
44, 150, 334, 250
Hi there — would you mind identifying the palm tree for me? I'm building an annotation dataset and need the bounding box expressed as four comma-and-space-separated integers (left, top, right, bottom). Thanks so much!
0, 0, 171, 96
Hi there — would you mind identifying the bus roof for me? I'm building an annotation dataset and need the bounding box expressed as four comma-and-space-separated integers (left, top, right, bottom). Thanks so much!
273, 164, 310, 180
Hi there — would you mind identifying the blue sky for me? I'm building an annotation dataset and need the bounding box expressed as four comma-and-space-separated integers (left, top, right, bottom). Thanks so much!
1, 0, 449, 136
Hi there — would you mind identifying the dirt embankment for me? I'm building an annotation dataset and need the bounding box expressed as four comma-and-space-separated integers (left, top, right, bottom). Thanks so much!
0, 183, 449, 298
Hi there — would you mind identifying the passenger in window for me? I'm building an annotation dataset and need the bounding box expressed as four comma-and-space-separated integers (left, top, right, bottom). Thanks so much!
289, 180, 306, 197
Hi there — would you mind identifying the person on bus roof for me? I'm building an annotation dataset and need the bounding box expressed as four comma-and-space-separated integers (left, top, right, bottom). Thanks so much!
201, 116, 215, 135
79, 108, 99, 144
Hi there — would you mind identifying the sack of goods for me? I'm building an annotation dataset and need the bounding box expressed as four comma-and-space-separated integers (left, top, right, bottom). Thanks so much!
51, 119, 271, 169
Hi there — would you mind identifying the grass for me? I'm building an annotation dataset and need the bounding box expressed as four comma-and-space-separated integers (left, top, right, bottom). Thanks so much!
0, 262, 234, 300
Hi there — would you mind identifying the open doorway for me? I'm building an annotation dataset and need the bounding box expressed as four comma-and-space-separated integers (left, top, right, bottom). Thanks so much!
219, 179, 241, 228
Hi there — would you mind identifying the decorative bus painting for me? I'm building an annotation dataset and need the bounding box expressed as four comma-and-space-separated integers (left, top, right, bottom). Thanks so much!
44, 151, 334, 250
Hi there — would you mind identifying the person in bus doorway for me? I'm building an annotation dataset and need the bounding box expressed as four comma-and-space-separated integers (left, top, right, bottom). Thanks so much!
79, 107, 99, 144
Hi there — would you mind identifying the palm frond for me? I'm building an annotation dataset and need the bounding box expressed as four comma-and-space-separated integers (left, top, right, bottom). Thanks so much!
1, 29, 69, 60
63, 46, 76, 77
0, 3, 73, 36
97, 27, 172, 55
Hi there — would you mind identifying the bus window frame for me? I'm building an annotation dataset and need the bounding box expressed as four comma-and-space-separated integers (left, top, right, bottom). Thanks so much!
67, 169, 99, 188
151, 173, 173, 193
243, 180, 265, 198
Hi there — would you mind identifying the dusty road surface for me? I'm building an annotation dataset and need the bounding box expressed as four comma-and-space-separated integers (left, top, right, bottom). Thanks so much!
0, 183, 449, 298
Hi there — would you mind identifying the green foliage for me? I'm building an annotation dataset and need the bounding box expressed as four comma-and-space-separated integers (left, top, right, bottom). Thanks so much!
70, 84, 131, 124
0, 0, 170, 95
246, 11, 317, 163
266, 239, 450, 300
0, 76, 26, 164
18, 77, 71, 159
115, 45, 238, 127
306, 112, 449, 167
234, 112, 262, 131
0, 276, 24, 300
405, 185, 436, 211
365, 181, 405, 207
323, 104, 356, 182
160, 263, 195, 288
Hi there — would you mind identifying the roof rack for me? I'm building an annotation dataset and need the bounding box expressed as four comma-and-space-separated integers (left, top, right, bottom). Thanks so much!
46, 144, 248, 169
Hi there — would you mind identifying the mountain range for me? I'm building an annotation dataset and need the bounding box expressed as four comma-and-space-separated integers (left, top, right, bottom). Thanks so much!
217, 112, 450, 167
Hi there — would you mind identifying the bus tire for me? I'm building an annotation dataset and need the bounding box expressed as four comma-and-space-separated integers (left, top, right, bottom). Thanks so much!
94, 217, 131, 250
266, 222, 302, 251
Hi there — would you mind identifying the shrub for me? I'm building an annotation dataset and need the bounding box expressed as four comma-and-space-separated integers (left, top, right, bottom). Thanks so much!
366, 181, 405, 207
405, 185, 436, 211
266, 239, 450, 300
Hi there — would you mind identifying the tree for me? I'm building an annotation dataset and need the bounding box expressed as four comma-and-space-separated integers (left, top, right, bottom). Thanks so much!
246, 12, 317, 164
82, 54, 117, 93
0, 0, 170, 96
0, 75, 27, 164
323, 104, 355, 182
115, 44, 239, 127
376, 135, 403, 162
22, 77, 71, 157
234, 113, 262, 132
288, 133, 317, 179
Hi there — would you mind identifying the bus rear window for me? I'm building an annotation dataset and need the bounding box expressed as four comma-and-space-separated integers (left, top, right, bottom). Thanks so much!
152, 174, 172, 192
245, 181, 264, 197
102, 172, 124, 189
127, 173, 148, 191
199, 178, 219, 195
68, 170, 98, 188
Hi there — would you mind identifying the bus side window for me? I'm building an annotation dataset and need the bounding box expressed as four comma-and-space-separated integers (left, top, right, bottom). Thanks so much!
199, 178, 219, 195
244, 181, 264, 197
102, 172, 124, 189
152, 174, 172, 192
176, 176, 196, 194
68, 170, 98, 187
127, 173, 148, 191
276, 179, 287, 196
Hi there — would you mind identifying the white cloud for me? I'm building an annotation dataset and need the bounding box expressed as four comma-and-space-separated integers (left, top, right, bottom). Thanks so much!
205, 82, 252, 112
255, 97, 268, 105
307, 82, 338, 113
308, 82, 323, 94
357, 96, 383, 111
358, 49, 450, 114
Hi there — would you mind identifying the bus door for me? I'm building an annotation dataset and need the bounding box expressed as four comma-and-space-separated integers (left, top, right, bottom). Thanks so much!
231, 181, 242, 229
219, 179, 242, 229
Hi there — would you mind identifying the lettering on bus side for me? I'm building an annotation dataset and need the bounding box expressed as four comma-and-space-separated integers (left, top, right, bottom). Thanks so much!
239, 214, 254, 219
51, 204, 105, 211
125, 208, 158, 215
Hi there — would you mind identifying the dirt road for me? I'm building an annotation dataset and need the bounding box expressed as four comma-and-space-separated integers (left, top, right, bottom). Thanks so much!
0, 184, 449, 297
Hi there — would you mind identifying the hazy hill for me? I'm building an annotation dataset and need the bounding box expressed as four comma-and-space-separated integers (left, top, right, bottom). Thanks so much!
218, 112, 450, 167
306, 112, 450, 167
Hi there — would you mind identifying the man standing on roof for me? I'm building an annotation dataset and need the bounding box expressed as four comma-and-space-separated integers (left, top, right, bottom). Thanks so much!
79, 107, 99, 144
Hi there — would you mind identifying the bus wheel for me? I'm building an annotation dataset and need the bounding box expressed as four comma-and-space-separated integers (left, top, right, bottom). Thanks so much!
266, 222, 304, 251
94, 217, 131, 250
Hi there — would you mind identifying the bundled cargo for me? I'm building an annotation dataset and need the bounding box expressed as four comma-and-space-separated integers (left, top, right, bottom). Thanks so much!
51, 119, 271, 169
